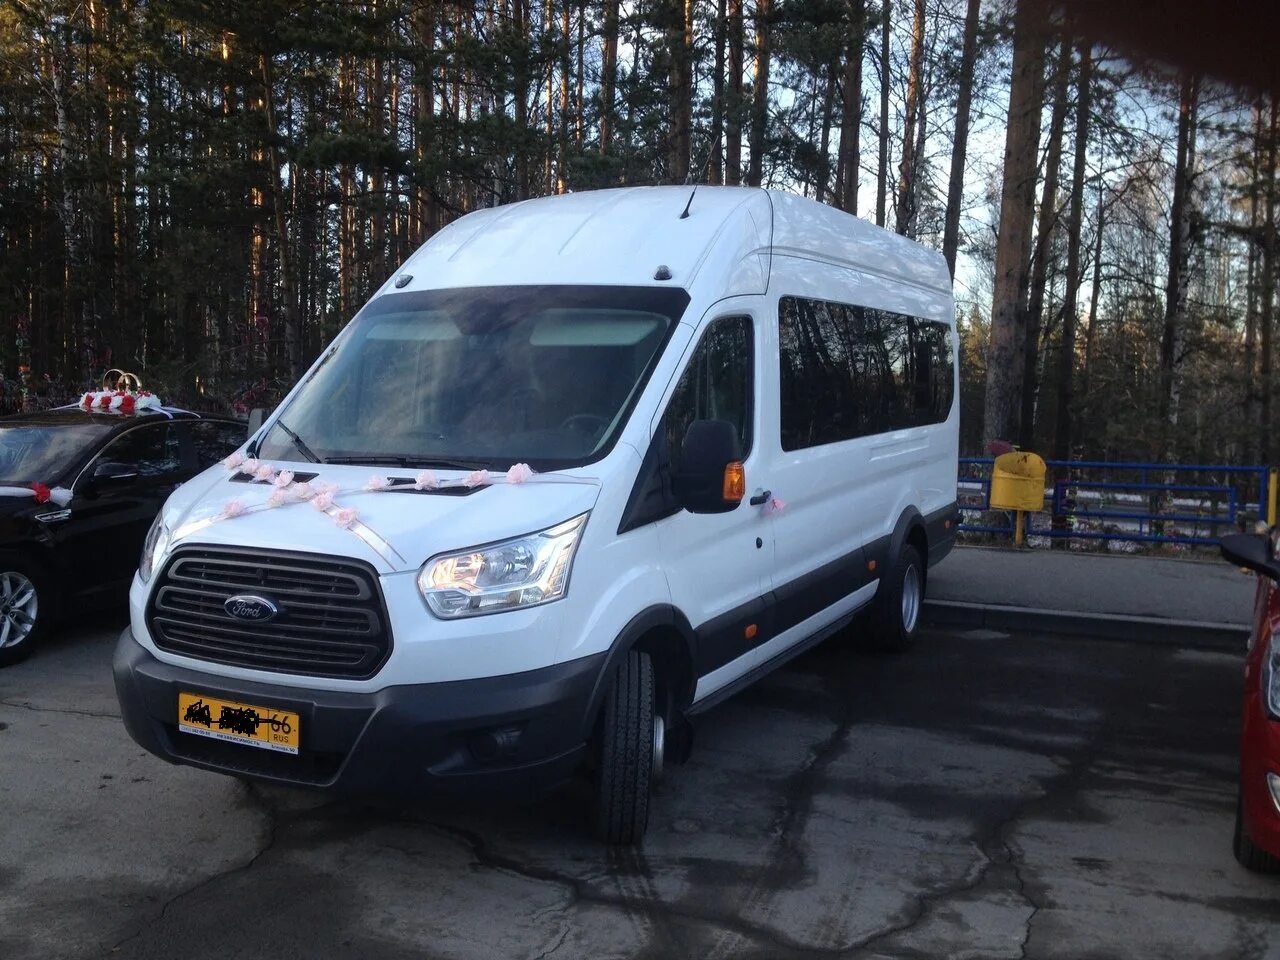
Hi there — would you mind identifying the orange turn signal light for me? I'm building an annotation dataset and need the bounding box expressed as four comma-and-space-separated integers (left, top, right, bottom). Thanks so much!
723, 461, 746, 503
745, 623, 758, 640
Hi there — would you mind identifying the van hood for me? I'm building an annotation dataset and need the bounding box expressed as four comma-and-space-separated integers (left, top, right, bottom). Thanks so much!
160, 465, 602, 574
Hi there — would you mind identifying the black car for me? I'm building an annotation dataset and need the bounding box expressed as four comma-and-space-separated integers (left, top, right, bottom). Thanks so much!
0, 406, 245, 665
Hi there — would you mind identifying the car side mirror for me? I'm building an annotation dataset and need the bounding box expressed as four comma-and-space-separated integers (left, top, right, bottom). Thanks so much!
92, 461, 139, 484
672, 419, 745, 514
1220, 532, 1280, 581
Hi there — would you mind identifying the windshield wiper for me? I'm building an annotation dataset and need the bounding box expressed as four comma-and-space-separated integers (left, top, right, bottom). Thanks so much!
272, 419, 320, 463
322, 455, 488, 470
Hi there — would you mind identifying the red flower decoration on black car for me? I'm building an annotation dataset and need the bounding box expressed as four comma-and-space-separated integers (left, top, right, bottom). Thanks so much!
31, 483, 51, 504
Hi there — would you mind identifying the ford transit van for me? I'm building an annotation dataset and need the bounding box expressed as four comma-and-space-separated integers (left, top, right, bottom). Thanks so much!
114, 186, 959, 844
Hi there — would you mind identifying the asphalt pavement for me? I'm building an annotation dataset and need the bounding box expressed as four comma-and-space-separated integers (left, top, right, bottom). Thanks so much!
2, 611, 1277, 960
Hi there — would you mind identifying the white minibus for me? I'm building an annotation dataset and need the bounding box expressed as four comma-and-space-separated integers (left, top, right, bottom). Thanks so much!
115, 186, 959, 844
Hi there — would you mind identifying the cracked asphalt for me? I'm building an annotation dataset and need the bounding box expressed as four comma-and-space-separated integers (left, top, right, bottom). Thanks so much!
2, 617, 1278, 960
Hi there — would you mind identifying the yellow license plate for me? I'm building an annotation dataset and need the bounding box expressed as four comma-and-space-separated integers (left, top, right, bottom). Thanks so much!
177, 692, 300, 755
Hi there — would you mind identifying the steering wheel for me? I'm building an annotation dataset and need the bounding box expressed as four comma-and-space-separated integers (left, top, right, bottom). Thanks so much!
560, 413, 609, 436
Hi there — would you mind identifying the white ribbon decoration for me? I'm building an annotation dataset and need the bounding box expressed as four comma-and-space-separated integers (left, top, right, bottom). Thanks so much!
0, 485, 72, 507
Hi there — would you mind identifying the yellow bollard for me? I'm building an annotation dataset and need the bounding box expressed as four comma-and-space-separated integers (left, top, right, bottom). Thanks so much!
1269, 469, 1278, 528
1014, 510, 1026, 546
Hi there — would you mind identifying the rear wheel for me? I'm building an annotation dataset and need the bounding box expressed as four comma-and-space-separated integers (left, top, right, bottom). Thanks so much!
1233, 793, 1280, 874
0, 557, 48, 667
866, 543, 924, 653
593, 650, 659, 845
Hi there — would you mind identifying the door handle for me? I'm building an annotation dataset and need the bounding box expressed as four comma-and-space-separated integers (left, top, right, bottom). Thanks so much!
749, 489, 772, 506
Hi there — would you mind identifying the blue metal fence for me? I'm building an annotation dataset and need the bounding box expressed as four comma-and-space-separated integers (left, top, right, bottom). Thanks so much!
958, 458, 1271, 546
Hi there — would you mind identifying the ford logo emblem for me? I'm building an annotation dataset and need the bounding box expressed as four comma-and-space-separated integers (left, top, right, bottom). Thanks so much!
224, 595, 279, 622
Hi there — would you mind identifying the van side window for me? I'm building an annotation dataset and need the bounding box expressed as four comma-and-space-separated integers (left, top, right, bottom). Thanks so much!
662, 316, 753, 474
779, 296, 953, 450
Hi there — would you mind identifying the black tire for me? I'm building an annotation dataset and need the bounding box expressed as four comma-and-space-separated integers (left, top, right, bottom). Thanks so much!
866, 543, 925, 653
593, 649, 656, 846
1233, 793, 1280, 874
0, 554, 50, 668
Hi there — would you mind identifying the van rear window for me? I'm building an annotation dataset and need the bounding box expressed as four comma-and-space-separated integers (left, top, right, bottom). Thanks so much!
778, 296, 954, 451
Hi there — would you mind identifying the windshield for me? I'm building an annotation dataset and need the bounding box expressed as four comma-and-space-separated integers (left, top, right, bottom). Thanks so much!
0, 423, 111, 484
256, 285, 689, 470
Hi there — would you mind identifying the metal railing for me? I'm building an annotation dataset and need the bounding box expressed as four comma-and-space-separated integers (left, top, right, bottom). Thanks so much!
958, 458, 1274, 547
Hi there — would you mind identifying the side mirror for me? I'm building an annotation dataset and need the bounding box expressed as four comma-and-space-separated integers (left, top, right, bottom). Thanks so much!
92, 461, 139, 484
672, 419, 745, 514
1220, 533, 1280, 581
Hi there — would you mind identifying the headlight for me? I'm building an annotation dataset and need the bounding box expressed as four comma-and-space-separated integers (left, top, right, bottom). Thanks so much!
1265, 630, 1280, 718
417, 514, 588, 618
139, 514, 171, 583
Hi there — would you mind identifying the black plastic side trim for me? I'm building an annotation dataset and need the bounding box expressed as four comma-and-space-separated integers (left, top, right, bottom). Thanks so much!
688, 602, 866, 717
924, 501, 959, 567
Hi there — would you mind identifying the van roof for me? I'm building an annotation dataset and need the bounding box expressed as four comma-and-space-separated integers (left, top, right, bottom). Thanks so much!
395, 186, 951, 299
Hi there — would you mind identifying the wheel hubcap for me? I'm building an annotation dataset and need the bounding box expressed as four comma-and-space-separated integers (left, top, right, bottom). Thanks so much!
652, 714, 666, 781
0, 571, 37, 649
901, 565, 921, 633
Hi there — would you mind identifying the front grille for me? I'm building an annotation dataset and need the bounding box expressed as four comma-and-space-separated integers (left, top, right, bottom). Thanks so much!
148, 546, 393, 679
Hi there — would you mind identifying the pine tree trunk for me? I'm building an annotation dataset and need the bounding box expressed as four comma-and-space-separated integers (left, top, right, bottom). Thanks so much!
558, 0, 570, 191
415, 3, 437, 240
260, 53, 301, 380
817, 65, 837, 202
894, 0, 925, 235
982, 0, 1048, 448
1157, 75, 1199, 463
667, 0, 693, 181
747, 0, 771, 186
599, 0, 619, 156
942, 0, 980, 276
835, 0, 864, 214
711, 0, 727, 183
1261, 97, 1278, 465
1053, 44, 1091, 461
1080, 175, 1105, 428
727, 0, 745, 184
1245, 103, 1263, 464
874, 0, 891, 227
1018, 36, 1071, 449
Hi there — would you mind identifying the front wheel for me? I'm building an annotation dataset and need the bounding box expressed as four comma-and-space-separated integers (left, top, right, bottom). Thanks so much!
1234, 793, 1280, 874
0, 557, 48, 667
866, 543, 924, 653
593, 649, 659, 845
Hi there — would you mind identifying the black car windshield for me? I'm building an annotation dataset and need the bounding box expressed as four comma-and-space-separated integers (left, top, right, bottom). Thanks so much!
256, 285, 689, 470
0, 422, 112, 484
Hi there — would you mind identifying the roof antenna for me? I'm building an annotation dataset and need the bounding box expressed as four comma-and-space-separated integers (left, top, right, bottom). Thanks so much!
678, 130, 723, 220
679, 186, 696, 220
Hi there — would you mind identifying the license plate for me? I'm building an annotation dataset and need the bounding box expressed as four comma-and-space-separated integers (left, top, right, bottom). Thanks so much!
177, 692, 300, 755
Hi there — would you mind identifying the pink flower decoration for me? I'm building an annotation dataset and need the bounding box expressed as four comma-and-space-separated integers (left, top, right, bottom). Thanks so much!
222, 451, 246, 471
254, 463, 278, 483
464, 469, 491, 488
291, 481, 315, 501
364, 475, 391, 491
312, 491, 336, 511
273, 469, 295, 488
267, 488, 289, 508
314, 481, 339, 497
239, 457, 260, 476
218, 499, 246, 520
768, 497, 786, 514
413, 470, 439, 491
506, 463, 534, 485
333, 507, 359, 529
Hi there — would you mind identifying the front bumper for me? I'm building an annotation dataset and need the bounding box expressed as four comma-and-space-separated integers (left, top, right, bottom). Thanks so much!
113, 627, 603, 796
1241, 693, 1280, 859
